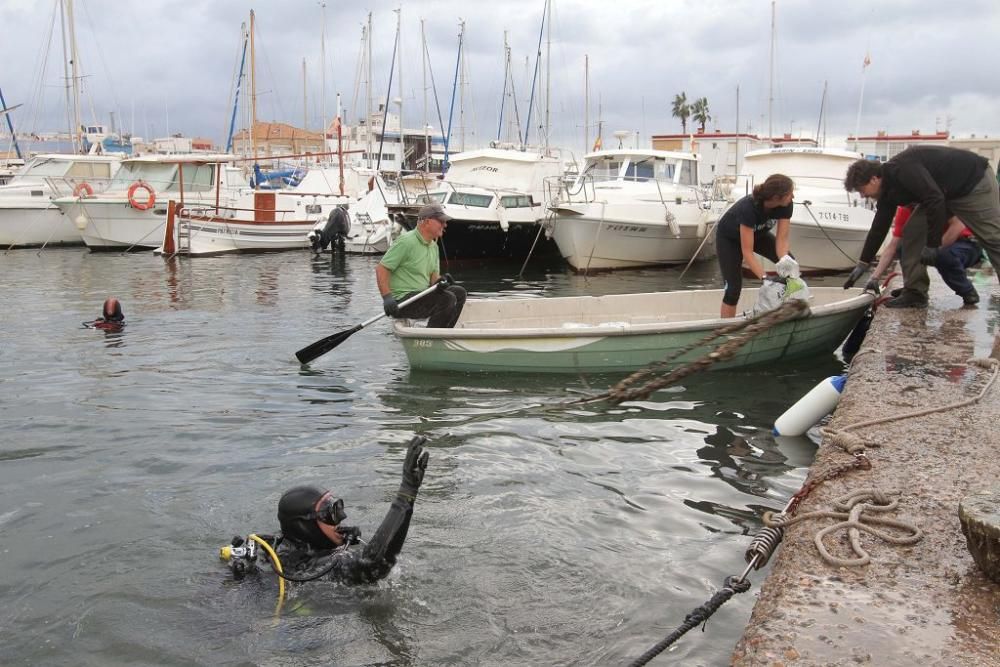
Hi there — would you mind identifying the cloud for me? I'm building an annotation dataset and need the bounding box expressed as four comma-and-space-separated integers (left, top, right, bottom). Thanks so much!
3, 0, 998, 153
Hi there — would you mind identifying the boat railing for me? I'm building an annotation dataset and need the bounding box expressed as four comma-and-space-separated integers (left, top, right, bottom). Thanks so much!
43, 175, 121, 198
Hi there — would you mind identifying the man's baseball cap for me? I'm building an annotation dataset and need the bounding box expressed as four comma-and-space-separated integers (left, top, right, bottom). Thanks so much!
417, 203, 452, 222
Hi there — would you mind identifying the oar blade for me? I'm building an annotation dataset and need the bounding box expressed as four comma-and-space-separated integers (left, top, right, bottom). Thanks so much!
295, 324, 363, 364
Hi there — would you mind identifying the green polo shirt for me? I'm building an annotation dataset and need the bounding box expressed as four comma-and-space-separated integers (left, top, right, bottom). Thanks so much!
380, 228, 440, 299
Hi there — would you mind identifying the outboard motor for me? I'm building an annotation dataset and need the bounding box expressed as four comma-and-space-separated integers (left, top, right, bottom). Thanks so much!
309, 206, 352, 253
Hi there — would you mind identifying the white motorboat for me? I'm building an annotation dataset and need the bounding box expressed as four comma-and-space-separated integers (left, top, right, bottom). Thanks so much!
386, 145, 565, 260
733, 147, 876, 272
546, 149, 725, 272
52, 154, 246, 250
0, 154, 120, 248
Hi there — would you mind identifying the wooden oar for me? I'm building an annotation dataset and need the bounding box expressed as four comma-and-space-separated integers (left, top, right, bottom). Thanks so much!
295, 283, 440, 364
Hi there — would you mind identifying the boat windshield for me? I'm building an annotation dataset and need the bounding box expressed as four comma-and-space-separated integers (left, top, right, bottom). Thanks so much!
108, 162, 215, 193
415, 192, 446, 204
9, 157, 71, 183
111, 163, 178, 191
679, 159, 697, 186
448, 191, 492, 207
623, 157, 676, 183
500, 194, 533, 208
589, 158, 622, 182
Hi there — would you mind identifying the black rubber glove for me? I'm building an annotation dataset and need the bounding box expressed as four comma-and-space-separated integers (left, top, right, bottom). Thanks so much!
918, 247, 939, 267
843, 261, 869, 289
863, 278, 880, 294
382, 293, 399, 317
436, 273, 455, 290
398, 435, 430, 500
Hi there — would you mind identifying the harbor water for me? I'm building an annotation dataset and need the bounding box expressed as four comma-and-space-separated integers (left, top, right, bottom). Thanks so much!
1, 248, 851, 666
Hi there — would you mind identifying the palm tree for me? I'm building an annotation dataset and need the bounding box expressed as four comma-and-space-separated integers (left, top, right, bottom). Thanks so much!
671, 93, 690, 133
691, 97, 711, 133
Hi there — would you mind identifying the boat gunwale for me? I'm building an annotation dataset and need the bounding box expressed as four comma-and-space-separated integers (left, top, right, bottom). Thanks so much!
393, 289, 874, 340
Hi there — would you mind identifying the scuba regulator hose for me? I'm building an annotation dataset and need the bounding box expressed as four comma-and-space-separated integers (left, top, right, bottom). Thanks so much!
249, 534, 286, 609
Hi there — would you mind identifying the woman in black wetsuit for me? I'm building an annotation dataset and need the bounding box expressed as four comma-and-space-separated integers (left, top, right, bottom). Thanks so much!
256, 436, 429, 584
715, 174, 795, 318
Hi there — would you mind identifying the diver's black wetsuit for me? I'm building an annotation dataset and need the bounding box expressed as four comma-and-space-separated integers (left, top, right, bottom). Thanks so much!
271, 493, 415, 584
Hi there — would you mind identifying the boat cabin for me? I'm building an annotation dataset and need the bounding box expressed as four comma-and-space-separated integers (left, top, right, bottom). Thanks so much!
578, 149, 701, 188
107, 154, 245, 194
3, 154, 120, 189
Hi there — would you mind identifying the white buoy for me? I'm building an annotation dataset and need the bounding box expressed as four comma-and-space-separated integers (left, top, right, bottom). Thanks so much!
773, 375, 846, 436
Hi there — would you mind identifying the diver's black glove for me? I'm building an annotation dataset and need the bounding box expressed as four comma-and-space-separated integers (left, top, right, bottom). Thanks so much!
843, 261, 869, 289
918, 247, 939, 267
436, 273, 455, 290
398, 435, 430, 500
382, 293, 399, 317
863, 278, 880, 295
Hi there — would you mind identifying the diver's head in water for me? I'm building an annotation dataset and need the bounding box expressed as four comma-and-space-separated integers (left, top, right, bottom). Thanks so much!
102, 297, 124, 323
277, 485, 347, 549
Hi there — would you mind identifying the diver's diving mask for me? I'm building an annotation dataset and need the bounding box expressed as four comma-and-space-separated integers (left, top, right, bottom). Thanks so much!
301, 496, 346, 526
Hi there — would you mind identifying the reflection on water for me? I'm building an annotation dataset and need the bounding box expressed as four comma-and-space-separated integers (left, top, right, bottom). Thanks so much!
0, 248, 861, 665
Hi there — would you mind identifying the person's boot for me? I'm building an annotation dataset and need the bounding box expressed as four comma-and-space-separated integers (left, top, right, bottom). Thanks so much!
961, 288, 980, 306
885, 289, 928, 309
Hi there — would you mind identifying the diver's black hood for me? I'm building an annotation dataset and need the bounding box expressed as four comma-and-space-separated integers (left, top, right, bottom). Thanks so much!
277, 485, 333, 549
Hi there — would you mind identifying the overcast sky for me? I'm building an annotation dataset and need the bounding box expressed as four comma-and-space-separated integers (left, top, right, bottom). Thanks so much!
4, 0, 999, 158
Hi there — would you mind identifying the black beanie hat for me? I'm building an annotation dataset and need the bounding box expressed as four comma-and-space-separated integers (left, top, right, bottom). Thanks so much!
277, 485, 333, 549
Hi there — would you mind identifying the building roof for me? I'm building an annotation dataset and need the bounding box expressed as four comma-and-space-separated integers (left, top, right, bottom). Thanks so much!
232, 122, 325, 143
846, 130, 949, 142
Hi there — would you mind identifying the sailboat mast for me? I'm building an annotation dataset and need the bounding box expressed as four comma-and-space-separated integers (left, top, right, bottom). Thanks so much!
768, 0, 775, 142
58, 0, 73, 151
584, 54, 589, 155
302, 58, 308, 130
396, 8, 403, 172
320, 1, 327, 143
65, 0, 82, 152
815, 80, 827, 147
458, 20, 466, 153
366, 12, 373, 170
422, 18, 429, 173
250, 9, 258, 162
544, 0, 551, 153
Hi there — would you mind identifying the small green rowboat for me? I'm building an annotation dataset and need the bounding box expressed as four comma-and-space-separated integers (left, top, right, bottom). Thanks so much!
393, 287, 873, 374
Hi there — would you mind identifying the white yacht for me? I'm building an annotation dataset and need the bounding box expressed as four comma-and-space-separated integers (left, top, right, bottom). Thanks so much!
387, 145, 565, 261
0, 154, 120, 248
733, 147, 876, 272
53, 154, 246, 250
547, 149, 724, 271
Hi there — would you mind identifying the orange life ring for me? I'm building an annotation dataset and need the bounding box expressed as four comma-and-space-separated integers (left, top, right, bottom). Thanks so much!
128, 181, 156, 210
73, 182, 94, 198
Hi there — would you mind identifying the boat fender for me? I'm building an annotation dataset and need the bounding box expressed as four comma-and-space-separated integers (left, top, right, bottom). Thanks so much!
773, 375, 846, 436
841, 307, 874, 363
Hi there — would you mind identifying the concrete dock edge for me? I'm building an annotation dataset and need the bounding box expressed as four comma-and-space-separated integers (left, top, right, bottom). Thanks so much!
732, 279, 1000, 666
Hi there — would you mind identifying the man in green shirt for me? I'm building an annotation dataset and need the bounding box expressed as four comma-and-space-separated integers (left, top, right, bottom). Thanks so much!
375, 203, 467, 328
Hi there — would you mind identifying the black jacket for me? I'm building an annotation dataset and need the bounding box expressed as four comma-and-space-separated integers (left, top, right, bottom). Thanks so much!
859, 146, 989, 262
273, 493, 414, 584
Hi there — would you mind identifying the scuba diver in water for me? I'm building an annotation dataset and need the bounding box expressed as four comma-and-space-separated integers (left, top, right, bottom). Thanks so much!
86, 297, 125, 330
221, 436, 430, 585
